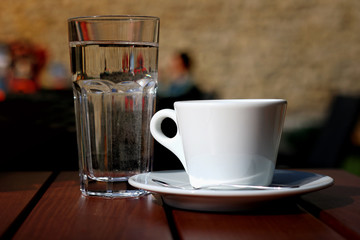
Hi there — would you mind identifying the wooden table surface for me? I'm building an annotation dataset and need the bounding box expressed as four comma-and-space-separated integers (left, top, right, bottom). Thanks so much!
0, 169, 359, 240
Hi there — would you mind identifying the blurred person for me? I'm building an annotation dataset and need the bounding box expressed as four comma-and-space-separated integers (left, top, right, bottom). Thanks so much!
159, 52, 200, 98
157, 52, 204, 110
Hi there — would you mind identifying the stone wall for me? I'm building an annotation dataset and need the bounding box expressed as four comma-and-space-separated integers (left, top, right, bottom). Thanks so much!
1, 0, 360, 128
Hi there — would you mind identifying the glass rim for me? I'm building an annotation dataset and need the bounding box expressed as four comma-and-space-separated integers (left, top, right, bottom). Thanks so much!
68, 15, 160, 22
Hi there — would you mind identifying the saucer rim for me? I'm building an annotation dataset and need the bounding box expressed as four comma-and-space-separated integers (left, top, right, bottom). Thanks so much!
128, 169, 334, 198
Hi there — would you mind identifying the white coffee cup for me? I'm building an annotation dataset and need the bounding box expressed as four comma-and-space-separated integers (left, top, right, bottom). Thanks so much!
150, 99, 287, 188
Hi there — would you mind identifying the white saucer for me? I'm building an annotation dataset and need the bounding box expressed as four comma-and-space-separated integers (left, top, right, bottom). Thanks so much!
128, 169, 333, 212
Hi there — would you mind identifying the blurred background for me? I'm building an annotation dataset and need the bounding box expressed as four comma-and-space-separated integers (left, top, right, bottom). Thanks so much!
0, 0, 359, 175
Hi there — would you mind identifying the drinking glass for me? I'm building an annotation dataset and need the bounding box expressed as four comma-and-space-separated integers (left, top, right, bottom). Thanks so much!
68, 15, 160, 197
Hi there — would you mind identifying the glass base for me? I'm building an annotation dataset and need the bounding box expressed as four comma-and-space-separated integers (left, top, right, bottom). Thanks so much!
81, 189, 149, 198
80, 174, 148, 198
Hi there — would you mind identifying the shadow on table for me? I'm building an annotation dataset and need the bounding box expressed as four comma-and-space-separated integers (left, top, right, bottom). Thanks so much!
300, 185, 357, 211
164, 196, 304, 215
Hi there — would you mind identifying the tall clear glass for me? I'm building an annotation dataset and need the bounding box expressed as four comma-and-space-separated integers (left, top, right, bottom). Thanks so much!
68, 15, 159, 197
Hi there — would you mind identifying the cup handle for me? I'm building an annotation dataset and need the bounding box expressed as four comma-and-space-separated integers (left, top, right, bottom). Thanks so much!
150, 109, 187, 171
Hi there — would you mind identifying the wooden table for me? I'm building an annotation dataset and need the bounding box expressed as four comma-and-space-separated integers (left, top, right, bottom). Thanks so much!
1, 169, 359, 240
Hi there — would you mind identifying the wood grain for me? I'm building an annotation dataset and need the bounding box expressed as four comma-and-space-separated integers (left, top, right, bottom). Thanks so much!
299, 169, 360, 240
6, 169, 359, 240
0, 172, 52, 237
13, 172, 173, 240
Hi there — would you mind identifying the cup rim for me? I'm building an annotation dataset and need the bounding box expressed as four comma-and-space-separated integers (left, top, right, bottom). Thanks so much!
68, 15, 160, 22
174, 99, 287, 105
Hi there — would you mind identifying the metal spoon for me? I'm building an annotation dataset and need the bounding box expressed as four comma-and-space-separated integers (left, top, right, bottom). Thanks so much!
152, 178, 300, 190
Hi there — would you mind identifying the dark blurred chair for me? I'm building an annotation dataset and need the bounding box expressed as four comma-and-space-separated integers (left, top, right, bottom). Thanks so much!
0, 90, 78, 171
277, 95, 360, 169
307, 95, 360, 168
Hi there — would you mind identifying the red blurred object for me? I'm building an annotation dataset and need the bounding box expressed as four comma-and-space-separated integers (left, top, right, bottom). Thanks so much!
134, 53, 147, 74
8, 41, 47, 94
